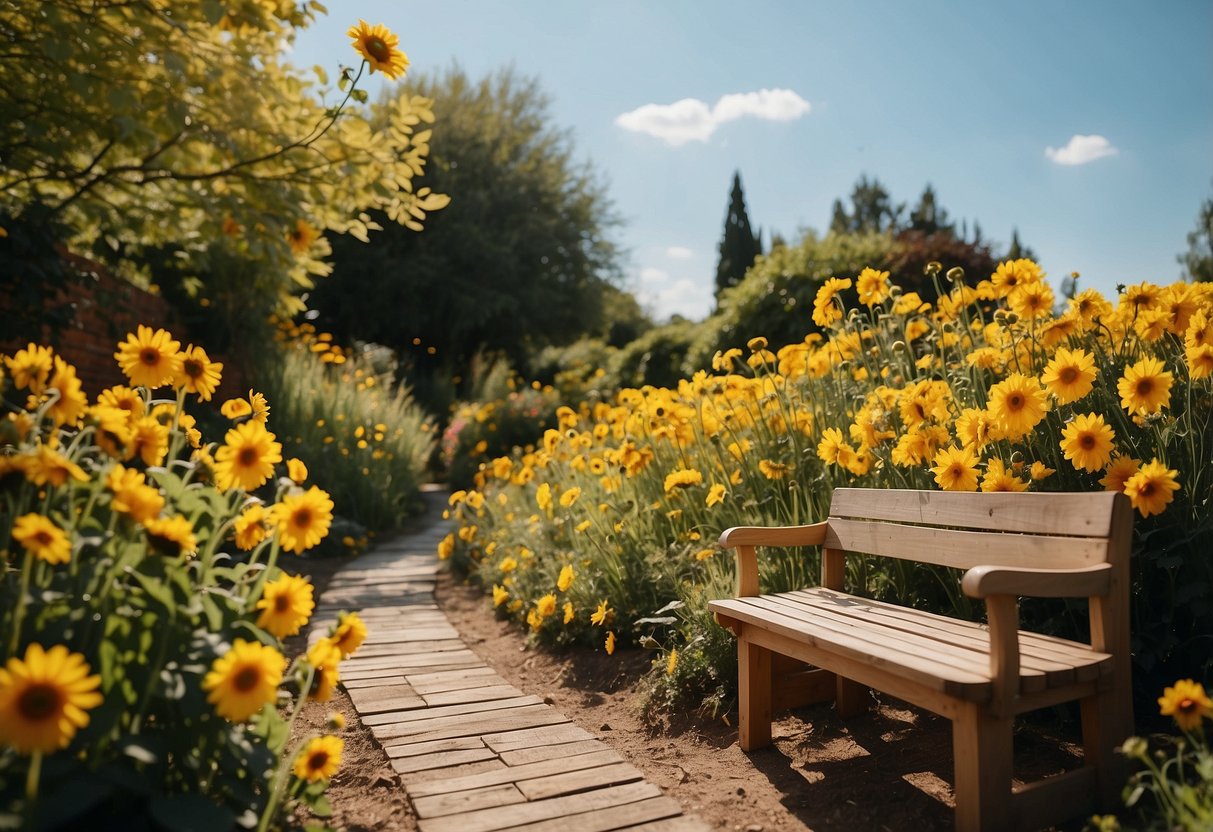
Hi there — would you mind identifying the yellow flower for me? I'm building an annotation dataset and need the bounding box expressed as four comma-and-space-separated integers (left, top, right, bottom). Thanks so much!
758, 459, 792, 480
1041, 347, 1097, 404
663, 468, 703, 493
271, 486, 335, 554
493, 584, 509, 607
855, 267, 890, 307
106, 465, 164, 523
605, 631, 616, 655
294, 735, 343, 782
5, 343, 54, 393
285, 458, 308, 484
1187, 342, 1213, 379
306, 639, 341, 702
347, 19, 409, 79
128, 415, 169, 467
248, 390, 270, 423
1059, 413, 1116, 473
1117, 357, 1173, 416
1100, 455, 1141, 493
990, 258, 1042, 297
1157, 679, 1212, 731
255, 573, 315, 638
436, 532, 454, 560
113, 326, 182, 389
591, 599, 612, 626
330, 612, 367, 658
557, 564, 574, 592
286, 218, 321, 255
220, 397, 253, 420
233, 503, 269, 551
986, 373, 1048, 440
705, 483, 726, 508
45, 357, 88, 427
930, 445, 979, 492
535, 593, 557, 619
1123, 459, 1180, 518
1007, 281, 1054, 320
812, 277, 852, 328
23, 443, 87, 487
816, 427, 846, 465
563, 602, 575, 624
0, 643, 102, 754
536, 482, 552, 511
980, 458, 1028, 493
694, 548, 716, 561
559, 486, 581, 507
96, 385, 145, 419
666, 648, 679, 676
12, 513, 71, 565
144, 515, 197, 557
214, 420, 283, 492
202, 639, 285, 722
499, 556, 518, 573
174, 345, 223, 401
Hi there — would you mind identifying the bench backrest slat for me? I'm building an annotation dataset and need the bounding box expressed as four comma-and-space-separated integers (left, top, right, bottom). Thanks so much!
826, 488, 1122, 571
829, 488, 1119, 537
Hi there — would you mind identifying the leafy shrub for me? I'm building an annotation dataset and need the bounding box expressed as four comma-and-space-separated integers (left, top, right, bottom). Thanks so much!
0, 329, 367, 829
441, 384, 560, 491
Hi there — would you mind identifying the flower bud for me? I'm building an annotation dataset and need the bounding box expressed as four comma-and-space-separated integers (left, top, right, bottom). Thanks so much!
946, 267, 965, 283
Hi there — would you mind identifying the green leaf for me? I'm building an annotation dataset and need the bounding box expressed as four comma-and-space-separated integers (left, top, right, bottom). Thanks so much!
311, 796, 332, 818
128, 570, 174, 611
351, 89, 368, 104
148, 794, 236, 832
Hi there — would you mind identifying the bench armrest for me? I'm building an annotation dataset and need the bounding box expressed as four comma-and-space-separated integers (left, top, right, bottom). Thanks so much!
719, 522, 829, 596
961, 564, 1113, 599
718, 522, 829, 549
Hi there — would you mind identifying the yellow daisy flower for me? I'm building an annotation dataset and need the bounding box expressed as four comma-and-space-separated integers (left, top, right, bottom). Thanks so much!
980, 458, 1028, 493
174, 345, 223, 401
233, 503, 269, 551
286, 219, 321, 256
0, 643, 102, 754
1123, 459, 1180, 518
22, 444, 88, 487
855, 267, 890, 307
705, 483, 726, 507
663, 468, 703, 492
106, 464, 164, 524
1117, 357, 1173, 416
557, 564, 574, 592
294, 735, 343, 782
306, 639, 341, 702
930, 445, 979, 492
113, 326, 182, 389
812, 277, 852, 328
330, 612, 367, 658
4, 343, 54, 393
1100, 455, 1141, 493
1041, 347, 1097, 404
1059, 413, 1116, 473
1157, 679, 1212, 731
255, 573, 315, 638
347, 19, 409, 79
986, 373, 1049, 440
11, 513, 71, 565
214, 420, 283, 492
202, 639, 285, 722
144, 515, 197, 557
271, 486, 334, 554
591, 599, 612, 626
605, 631, 616, 655
45, 357, 88, 427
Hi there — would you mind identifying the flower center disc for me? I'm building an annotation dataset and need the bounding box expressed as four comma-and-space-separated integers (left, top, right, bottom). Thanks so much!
309, 751, 329, 770
184, 360, 202, 379
140, 348, 160, 366
275, 595, 290, 612
238, 447, 259, 466
1059, 367, 1078, 384
367, 36, 389, 61
1080, 435, 1096, 450
233, 666, 260, 693
17, 683, 61, 722
293, 508, 312, 528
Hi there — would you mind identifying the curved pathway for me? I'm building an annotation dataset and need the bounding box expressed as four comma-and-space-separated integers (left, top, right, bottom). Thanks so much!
308, 488, 709, 832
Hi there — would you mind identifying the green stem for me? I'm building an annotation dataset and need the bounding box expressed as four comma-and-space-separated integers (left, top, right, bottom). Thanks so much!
256, 664, 316, 832
7, 545, 36, 660
25, 749, 42, 817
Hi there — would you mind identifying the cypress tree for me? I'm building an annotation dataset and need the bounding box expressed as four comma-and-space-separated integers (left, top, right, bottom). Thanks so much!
715, 171, 761, 299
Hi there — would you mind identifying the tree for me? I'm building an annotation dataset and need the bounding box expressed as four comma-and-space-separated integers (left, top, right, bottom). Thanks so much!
830, 175, 905, 235
1179, 185, 1213, 282
1006, 228, 1036, 261
311, 66, 624, 387
714, 172, 762, 300
908, 184, 953, 235
0, 2, 445, 315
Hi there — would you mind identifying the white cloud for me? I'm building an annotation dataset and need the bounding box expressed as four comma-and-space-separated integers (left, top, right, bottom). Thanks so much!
615, 88, 810, 147
666, 246, 693, 260
632, 266, 714, 320
1045, 134, 1119, 166
639, 266, 670, 284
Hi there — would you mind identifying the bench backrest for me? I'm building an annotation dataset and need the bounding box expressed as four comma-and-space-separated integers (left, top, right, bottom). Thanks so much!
825, 488, 1132, 572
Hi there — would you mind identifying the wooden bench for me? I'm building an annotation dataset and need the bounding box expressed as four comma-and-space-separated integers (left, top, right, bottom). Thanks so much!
708, 487, 1134, 832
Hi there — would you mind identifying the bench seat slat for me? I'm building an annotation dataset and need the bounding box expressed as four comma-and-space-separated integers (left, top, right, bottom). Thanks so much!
783, 589, 1108, 684
823, 518, 1109, 571
829, 488, 1119, 537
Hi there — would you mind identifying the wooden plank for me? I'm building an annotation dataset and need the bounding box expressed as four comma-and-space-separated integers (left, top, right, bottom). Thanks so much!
498, 739, 607, 767
342, 649, 481, 670
372, 707, 570, 745
342, 673, 410, 689
482, 723, 596, 752
616, 815, 712, 832
392, 747, 502, 775
412, 783, 525, 819
350, 694, 429, 715
384, 736, 486, 759
422, 685, 527, 707
829, 488, 1118, 536
408, 749, 624, 798
373, 703, 554, 741
361, 628, 462, 643
506, 796, 685, 832
346, 683, 419, 705
411, 673, 507, 695
362, 696, 543, 726
823, 518, 1109, 572
406, 666, 499, 688
516, 762, 644, 801
417, 781, 664, 832
408, 760, 507, 784
352, 639, 468, 657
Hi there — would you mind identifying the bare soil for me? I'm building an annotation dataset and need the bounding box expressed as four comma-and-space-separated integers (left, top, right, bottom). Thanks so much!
282, 504, 1091, 832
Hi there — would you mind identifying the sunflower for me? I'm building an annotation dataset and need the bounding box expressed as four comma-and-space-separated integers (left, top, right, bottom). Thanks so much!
1041, 347, 1097, 404
286, 219, 321, 256
272, 486, 334, 554
255, 573, 315, 638
330, 612, 367, 658
45, 357, 88, 427
11, 514, 71, 565
91, 405, 133, 458
5, 343, 54, 393
493, 585, 509, 607
1059, 413, 1116, 473
758, 459, 793, 480
233, 503, 269, 551
986, 373, 1049, 440
812, 277, 852, 328
1187, 343, 1213, 379
1157, 679, 1212, 731
0, 644, 103, 754
106, 464, 165, 523
1123, 459, 1180, 518
22, 444, 88, 487
144, 515, 197, 557
1117, 357, 1173, 416
1008, 281, 1055, 320
980, 458, 1028, 493
990, 258, 1042, 297
293, 735, 343, 783
306, 639, 341, 702
855, 267, 890, 307
347, 19, 410, 79
114, 326, 182, 389
930, 445, 979, 492
203, 639, 285, 722
96, 385, 145, 419
1100, 455, 1141, 493
128, 416, 169, 467
955, 407, 995, 452
1067, 288, 1113, 327
663, 468, 703, 492
214, 420, 283, 492
174, 345, 223, 401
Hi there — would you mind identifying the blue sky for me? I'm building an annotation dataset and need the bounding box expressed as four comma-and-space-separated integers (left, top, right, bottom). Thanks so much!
292, 1, 1213, 321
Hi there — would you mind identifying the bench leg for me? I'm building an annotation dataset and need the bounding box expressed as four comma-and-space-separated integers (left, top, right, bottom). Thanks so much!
952, 702, 1013, 832
1081, 689, 1130, 811
835, 676, 869, 718
738, 638, 772, 750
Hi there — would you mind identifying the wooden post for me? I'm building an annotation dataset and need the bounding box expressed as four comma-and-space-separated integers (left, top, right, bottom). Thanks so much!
823, 547, 868, 716
952, 702, 1013, 832
738, 636, 772, 750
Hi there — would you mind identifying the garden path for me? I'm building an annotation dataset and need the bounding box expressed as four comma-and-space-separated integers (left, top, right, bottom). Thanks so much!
308, 489, 710, 832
